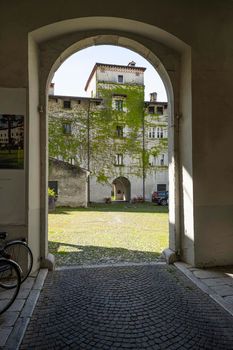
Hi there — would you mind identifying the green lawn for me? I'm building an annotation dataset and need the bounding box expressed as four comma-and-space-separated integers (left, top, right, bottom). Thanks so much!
48, 202, 169, 266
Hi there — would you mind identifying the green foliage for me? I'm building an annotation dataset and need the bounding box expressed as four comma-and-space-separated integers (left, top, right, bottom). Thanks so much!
48, 82, 168, 183
48, 187, 56, 197
96, 171, 109, 184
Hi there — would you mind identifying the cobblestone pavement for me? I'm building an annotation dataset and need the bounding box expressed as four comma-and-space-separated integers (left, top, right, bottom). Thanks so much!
20, 264, 233, 350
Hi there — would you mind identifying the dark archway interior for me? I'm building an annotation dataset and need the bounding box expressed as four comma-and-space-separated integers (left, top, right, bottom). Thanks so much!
112, 176, 131, 201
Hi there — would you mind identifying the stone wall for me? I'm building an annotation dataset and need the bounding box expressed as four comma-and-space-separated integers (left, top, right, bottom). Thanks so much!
49, 158, 88, 207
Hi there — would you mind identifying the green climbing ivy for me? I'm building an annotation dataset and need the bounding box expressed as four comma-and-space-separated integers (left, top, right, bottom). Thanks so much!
48, 82, 168, 184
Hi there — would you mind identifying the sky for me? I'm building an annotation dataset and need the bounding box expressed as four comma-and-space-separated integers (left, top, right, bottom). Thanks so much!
52, 45, 168, 102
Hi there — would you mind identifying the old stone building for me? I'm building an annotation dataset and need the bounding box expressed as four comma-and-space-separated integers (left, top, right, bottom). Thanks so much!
49, 157, 89, 207
48, 62, 168, 202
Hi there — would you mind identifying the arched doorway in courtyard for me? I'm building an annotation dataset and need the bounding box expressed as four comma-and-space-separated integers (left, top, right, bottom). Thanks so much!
27, 17, 192, 269
112, 177, 131, 202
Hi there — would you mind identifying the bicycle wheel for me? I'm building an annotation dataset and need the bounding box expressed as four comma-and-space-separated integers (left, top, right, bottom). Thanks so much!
4, 241, 33, 284
0, 259, 21, 315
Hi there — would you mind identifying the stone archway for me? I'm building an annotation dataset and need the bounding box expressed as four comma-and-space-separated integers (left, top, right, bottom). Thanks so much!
27, 17, 192, 269
112, 177, 131, 202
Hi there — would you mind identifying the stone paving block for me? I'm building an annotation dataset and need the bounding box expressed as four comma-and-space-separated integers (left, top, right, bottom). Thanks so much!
202, 278, 232, 287
5, 316, 30, 350
193, 270, 224, 279
20, 277, 35, 290
8, 299, 25, 312
0, 311, 19, 327
20, 265, 233, 349
210, 285, 233, 297
17, 288, 31, 299
0, 327, 12, 347
20, 290, 40, 318
0, 269, 47, 350
33, 268, 48, 290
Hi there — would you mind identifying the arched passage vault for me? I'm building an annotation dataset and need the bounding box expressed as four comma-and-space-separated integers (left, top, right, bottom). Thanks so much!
21, 13, 233, 270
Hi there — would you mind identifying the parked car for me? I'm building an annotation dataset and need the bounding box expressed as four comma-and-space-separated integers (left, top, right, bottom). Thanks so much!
152, 191, 169, 206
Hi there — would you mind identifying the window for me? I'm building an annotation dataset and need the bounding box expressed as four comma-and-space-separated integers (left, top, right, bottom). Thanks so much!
157, 184, 166, 191
118, 75, 123, 83
115, 154, 123, 166
148, 106, 155, 114
160, 154, 165, 166
116, 125, 124, 137
157, 106, 163, 115
148, 127, 156, 138
115, 99, 123, 111
63, 100, 71, 109
157, 127, 164, 138
62, 123, 72, 134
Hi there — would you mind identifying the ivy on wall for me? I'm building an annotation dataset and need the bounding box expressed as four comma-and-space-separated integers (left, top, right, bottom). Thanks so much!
48, 83, 168, 184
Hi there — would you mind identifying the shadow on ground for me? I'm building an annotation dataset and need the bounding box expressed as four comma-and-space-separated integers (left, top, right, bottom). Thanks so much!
50, 202, 168, 215
49, 241, 163, 266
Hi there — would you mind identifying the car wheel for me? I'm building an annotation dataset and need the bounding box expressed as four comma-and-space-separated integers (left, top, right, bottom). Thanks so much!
161, 199, 167, 206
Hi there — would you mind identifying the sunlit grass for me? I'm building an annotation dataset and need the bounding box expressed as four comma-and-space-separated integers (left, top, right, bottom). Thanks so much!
48, 202, 169, 266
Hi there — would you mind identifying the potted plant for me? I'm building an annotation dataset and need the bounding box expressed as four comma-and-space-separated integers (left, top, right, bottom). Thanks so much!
104, 197, 112, 204
48, 187, 56, 211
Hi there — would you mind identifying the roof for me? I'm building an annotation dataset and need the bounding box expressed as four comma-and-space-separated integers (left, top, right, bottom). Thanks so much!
85, 62, 146, 91
49, 95, 102, 102
144, 101, 168, 106
48, 94, 168, 106
49, 157, 90, 174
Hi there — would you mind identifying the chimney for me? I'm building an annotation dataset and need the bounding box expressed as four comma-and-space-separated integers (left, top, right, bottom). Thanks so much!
128, 61, 136, 67
49, 83, 55, 95
150, 92, 157, 102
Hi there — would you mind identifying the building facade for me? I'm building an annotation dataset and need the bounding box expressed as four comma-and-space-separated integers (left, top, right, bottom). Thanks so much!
48, 62, 168, 203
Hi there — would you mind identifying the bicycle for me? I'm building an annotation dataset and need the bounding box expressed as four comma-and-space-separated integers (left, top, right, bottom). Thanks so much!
0, 232, 33, 285
0, 258, 21, 315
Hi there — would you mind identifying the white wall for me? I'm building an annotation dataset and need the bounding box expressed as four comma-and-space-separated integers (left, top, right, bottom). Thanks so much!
86, 72, 97, 97
96, 67, 144, 86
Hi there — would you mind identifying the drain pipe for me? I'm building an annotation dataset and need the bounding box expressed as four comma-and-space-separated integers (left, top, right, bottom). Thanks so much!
87, 99, 91, 205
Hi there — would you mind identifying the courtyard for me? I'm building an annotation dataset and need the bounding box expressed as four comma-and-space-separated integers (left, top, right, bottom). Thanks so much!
48, 202, 168, 266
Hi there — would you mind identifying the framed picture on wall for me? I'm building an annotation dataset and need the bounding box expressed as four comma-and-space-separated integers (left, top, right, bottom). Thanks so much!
0, 114, 24, 169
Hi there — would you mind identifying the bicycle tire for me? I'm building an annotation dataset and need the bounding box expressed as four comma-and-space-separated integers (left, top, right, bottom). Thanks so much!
0, 259, 21, 315
4, 241, 33, 284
